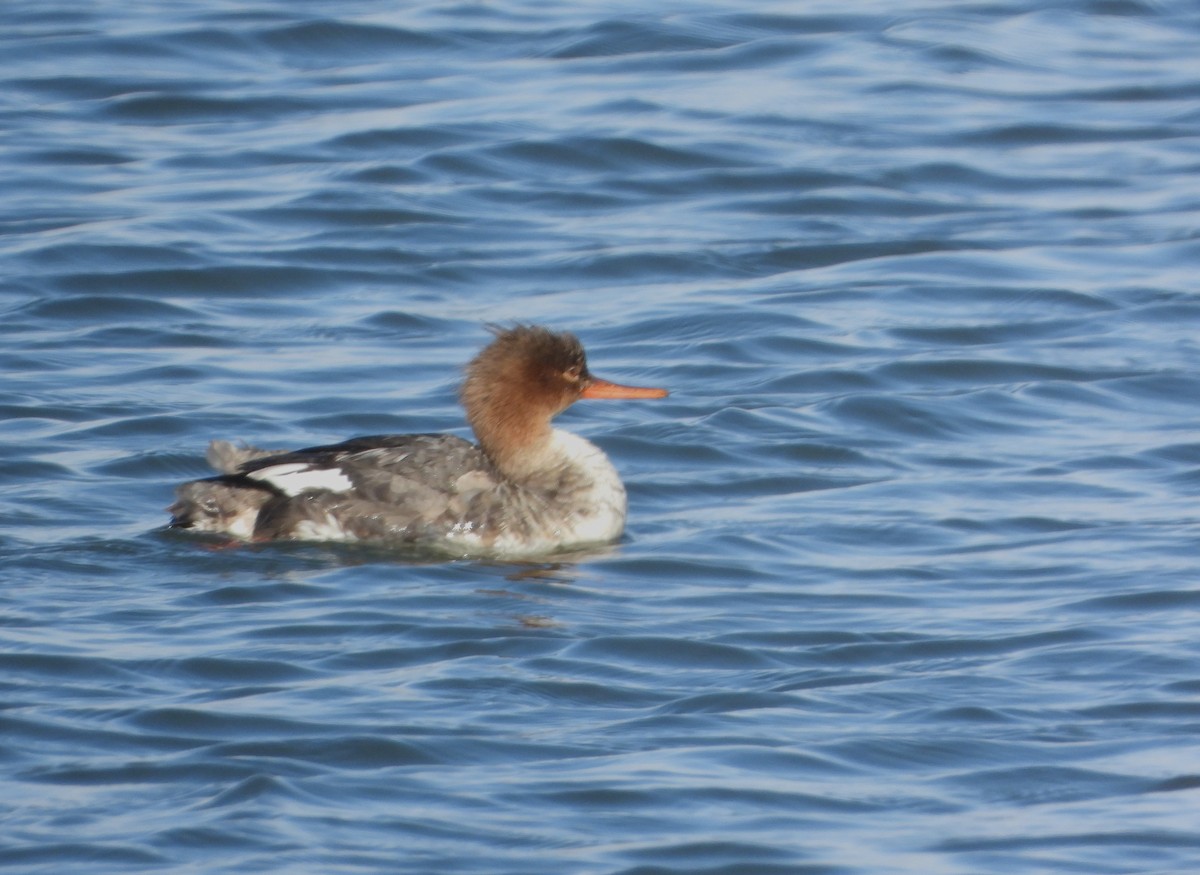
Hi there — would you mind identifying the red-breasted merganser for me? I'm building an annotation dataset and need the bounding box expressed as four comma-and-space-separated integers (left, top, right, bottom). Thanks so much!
169, 325, 668, 557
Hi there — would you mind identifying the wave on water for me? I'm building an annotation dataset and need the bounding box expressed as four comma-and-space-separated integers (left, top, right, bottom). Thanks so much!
3, 2, 1200, 873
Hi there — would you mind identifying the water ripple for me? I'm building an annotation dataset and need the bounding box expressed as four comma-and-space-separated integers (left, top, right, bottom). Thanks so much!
4, 1, 1200, 873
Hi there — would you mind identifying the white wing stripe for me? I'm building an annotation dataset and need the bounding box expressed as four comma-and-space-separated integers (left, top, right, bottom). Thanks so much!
247, 463, 354, 496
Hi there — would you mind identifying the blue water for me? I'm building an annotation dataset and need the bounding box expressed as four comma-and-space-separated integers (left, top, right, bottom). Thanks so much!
4, 1, 1200, 872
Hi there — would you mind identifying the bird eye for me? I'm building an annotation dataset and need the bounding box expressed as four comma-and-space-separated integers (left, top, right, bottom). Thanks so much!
565, 364, 582, 381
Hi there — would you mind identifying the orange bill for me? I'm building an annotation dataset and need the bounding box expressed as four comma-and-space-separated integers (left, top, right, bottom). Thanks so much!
581, 377, 669, 399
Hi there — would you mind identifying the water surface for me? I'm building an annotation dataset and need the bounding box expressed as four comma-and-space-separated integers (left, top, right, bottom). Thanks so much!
3, 2, 1200, 873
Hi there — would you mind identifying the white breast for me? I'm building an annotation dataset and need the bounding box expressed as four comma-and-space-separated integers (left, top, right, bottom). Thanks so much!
544, 429, 628, 544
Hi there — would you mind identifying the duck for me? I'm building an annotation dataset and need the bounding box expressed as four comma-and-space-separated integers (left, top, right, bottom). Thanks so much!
169, 325, 668, 557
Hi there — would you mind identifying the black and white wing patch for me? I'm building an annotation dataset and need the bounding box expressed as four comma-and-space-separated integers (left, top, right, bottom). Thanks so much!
242, 462, 355, 497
